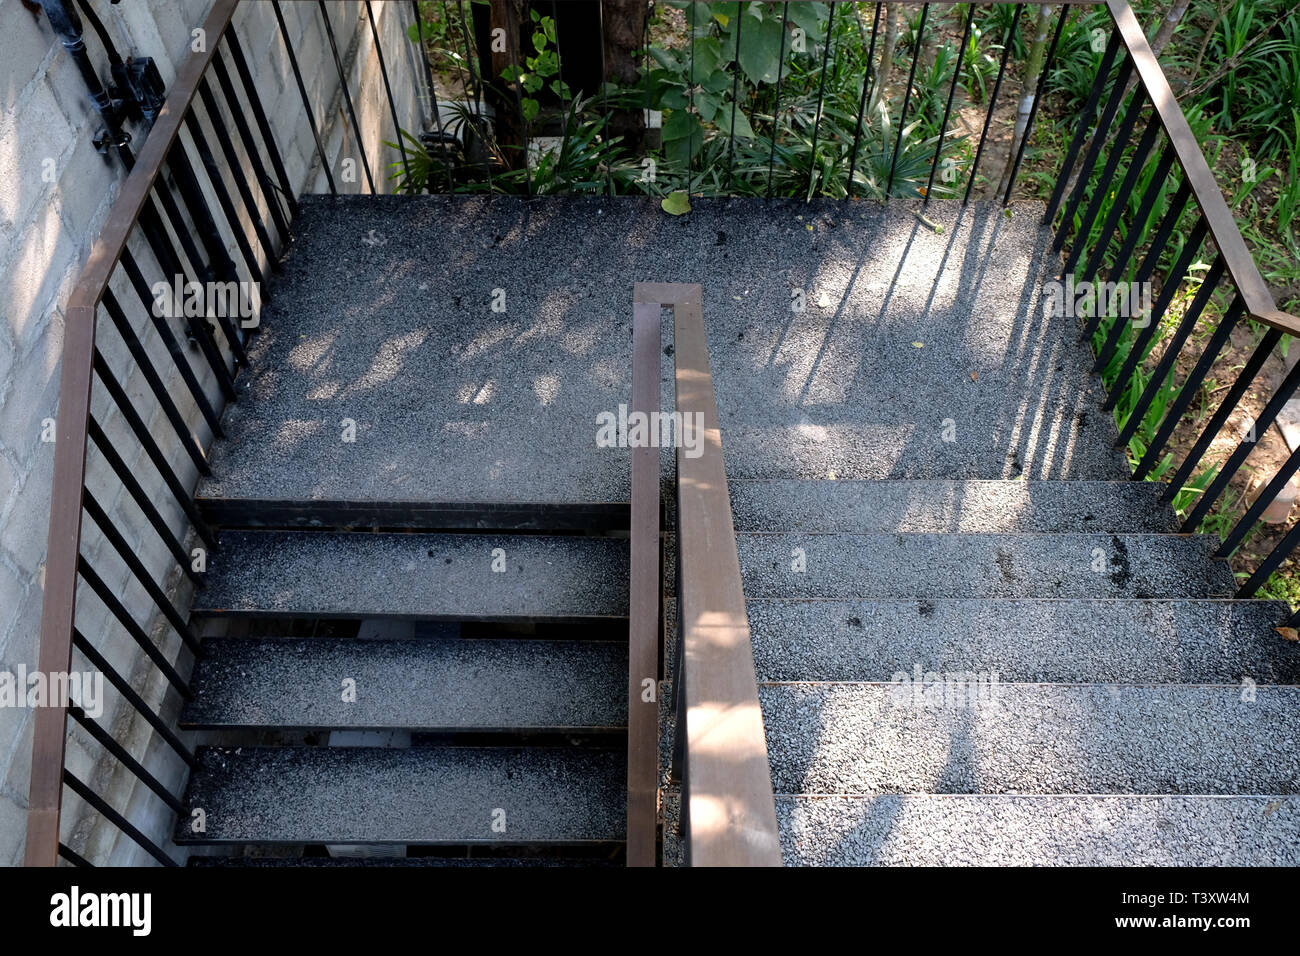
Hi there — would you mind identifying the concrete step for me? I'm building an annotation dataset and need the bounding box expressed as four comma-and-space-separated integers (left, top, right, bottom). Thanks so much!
777, 795, 1300, 866
747, 598, 1300, 683
189, 855, 618, 866
177, 746, 625, 845
736, 532, 1235, 599
182, 638, 627, 732
192, 530, 628, 620
729, 479, 1175, 533
761, 684, 1300, 795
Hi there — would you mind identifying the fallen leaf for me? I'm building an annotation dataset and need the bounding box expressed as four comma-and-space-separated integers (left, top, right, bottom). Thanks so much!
661, 191, 691, 216
970, 371, 979, 382
1277, 627, 1299, 642
817, 291, 831, 308
912, 341, 924, 348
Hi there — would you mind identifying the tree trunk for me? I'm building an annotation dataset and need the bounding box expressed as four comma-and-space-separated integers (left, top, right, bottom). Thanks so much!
997, 5, 1052, 196
601, 0, 647, 151
485, 0, 528, 169
872, 4, 901, 112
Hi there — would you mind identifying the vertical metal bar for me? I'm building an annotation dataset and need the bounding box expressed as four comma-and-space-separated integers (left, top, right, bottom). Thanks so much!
77, 558, 192, 697
182, 109, 266, 289
118, 249, 225, 438
1045, 27, 1121, 223
924, 1, 973, 204
1221, 437, 1300, 556
886, 3, 929, 197
365, 1, 412, 186
1161, 326, 1283, 503
211, 52, 292, 240
596, 0, 611, 196
1116, 254, 1226, 446
67, 705, 185, 815
1054, 54, 1136, 253
1060, 85, 1148, 278
81, 489, 202, 654
768, 1, 790, 198
318, 0, 377, 193
100, 288, 211, 475
688, 0, 697, 194
1075, 117, 1161, 290
273, 0, 337, 194
1099, 212, 1206, 387
725, 7, 744, 193
1239, 514, 1300, 597
847, 2, 882, 200
1004, 4, 1068, 204
1134, 295, 1243, 480
223, 29, 299, 217
454, 0, 494, 189
807, 1, 838, 198
1182, 357, 1300, 532
87, 416, 201, 582
91, 350, 217, 548
411, 0, 454, 193
73, 628, 197, 764
964, 4, 1022, 205
1091, 179, 1191, 366
63, 770, 178, 867
58, 844, 93, 868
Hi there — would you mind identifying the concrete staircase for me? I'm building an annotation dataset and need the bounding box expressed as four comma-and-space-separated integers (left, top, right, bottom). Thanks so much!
176, 194, 1299, 865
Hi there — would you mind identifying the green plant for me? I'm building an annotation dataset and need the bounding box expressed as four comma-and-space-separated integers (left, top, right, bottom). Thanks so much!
500, 10, 571, 125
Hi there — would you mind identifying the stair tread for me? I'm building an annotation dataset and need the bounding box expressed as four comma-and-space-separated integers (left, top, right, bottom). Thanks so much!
762, 684, 1300, 796
177, 746, 626, 844
736, 532, 1235, 599
747, 598, 1299, 683
192, 531, 629, 619
183, 637, 627, 731
730, 479, 1175, 533
777, 795, 1300, 866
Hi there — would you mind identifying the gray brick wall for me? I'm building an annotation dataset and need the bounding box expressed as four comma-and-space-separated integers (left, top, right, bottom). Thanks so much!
0, 0, 431, 865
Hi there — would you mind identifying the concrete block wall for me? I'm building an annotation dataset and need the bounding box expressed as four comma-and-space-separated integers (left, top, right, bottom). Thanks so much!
0, 0, 433, 866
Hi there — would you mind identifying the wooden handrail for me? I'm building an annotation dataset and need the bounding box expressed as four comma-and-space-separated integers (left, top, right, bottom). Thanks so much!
1106, 0, 1300, 336
637, 282, 782, 867
24, 0, 241, 867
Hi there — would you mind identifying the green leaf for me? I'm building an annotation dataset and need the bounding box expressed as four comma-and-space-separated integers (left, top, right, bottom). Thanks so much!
662, 108, 696, 141
692, 37, 724, 77
700, 69, 732, 94
737, 14, 784, 84
522, 98, 539, 123
695, 91, 721, 123
662, 190, 692, 215
785, 2, 828, 42
715, 103, 756, 139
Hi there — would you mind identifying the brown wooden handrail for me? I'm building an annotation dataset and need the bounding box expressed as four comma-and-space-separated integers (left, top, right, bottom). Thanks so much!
24, 0, 241, 867
1106, 0, 1300, 335
637, 282, 782, 867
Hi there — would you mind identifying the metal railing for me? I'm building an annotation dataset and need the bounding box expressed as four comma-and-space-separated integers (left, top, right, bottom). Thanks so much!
25, 0, 1300, 867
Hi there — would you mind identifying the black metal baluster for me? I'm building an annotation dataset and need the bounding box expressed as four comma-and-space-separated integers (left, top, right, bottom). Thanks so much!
924, 1, 973, 204
807, 1, 838, 198
87, 417, 202, 581
1116, 253, 1225, 446
67, 704, 184, 815
964, 4, 1022, 205
887, 3, 928, 197
769, 1, 791, 198
118, 249, 225, 438
273, 0, 336, 194
1004, 5, 1068, 204
63, 770, 177, 867
365, 1, 412, 188
1182, 357, 1300, 532
224, 29, 298, 218
1060, 86, 1148, 279
410, 0, 454, 193
73, 627, 197, 762
1239, 511, 1300, 597
1045, 28, 1121, 223
100, 288, 210, 475
91, 350, 217, 549
318, 0, 376, 193
724, 6, 744, 192
1075, 118, 1161, 290
81, 490, 202, 655
847, 2, 881, 200
182, 109, 265, 289
211, 52, 291, 240
1134, 295, 1244, 480
1054, 56, 1136, 253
